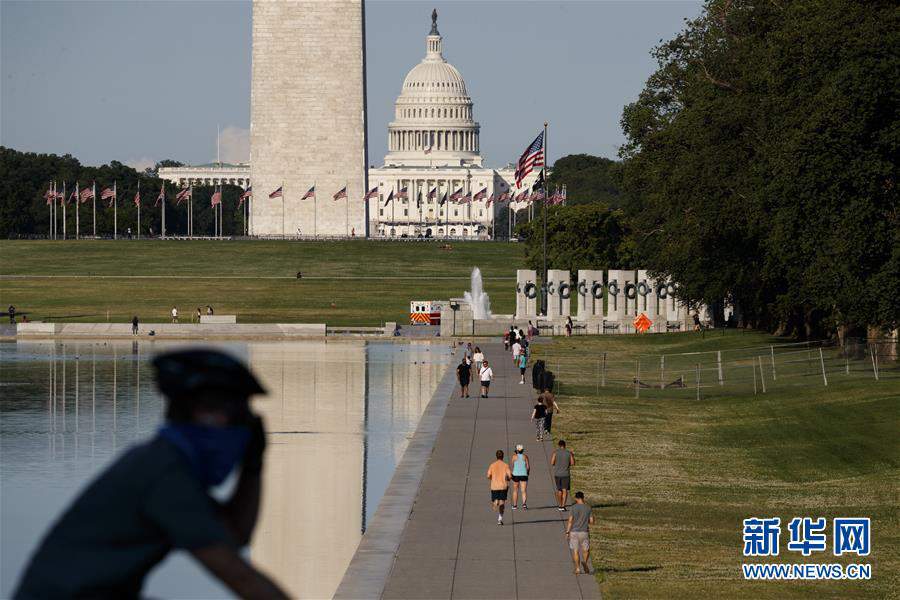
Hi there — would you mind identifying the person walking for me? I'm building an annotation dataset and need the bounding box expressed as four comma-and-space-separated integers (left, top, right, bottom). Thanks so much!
196, 307, 202, 323
551, 440, 575, 511
473, 346, 484, 372
511, 338, 522, 365
565, 491, 594, 574
503, 329, 511, 351
207, 305, 214, 316
131, 315, 139, 336
486, 450, 512, 525
8, 305, 16, 324
510, 444, 530, 510
527, 320, 535, 341
540, 388, 560, 434
13, 350, 288, 599
456, 357, 472, 398
531, 397, 547, 441
479, 359, 494, 398
517, 349, 528, 384
565, 316, 574, 337
171, 306, 178, 323
464, 342, 473, 361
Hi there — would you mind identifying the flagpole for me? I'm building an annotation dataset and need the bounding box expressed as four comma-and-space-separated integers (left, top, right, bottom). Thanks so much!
52, 181, 57, 240
345, 182, 349, 238
281, 180, 285, 239
189, 184, 193, 238
62, 181, 67, 240
162, 183, 166, 239
313, 183, 318, 239
48, 182, 53, 240
541, 121, 548, 316
73, 181, 78, 239
113, 181, 117, 240
92, 181, 96, 238
137, 180, 141, 240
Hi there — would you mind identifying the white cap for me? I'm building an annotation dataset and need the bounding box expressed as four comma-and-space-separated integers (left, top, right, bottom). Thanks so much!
515, 444, 524, 452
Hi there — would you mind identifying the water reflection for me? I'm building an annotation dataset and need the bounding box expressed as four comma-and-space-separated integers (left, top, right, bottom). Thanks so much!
0, 339, 450, 599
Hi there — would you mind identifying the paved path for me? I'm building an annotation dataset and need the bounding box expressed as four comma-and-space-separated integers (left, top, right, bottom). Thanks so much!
379, 342, 600, 600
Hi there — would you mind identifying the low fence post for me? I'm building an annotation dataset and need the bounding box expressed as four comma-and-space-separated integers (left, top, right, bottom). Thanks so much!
660, 355, 665, 389
770, 346, 776, 381
601, 352, 607, 388
596, 359, 600, 395
695, 363, 701, 400
752, 362, 758, 395
758, 356, 766, 393
819, 347, 828, 386
869, 344, 879, 381
635, 359, 640, 399
717, 351, 724, 386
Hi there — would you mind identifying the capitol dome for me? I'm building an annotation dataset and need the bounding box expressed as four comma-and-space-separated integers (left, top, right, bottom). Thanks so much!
384, 10, 482, 167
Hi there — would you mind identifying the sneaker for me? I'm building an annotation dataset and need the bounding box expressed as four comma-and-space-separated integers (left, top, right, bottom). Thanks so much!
518, 380, 525, 384
557, 507, 565, 512
523, 503, 528, 510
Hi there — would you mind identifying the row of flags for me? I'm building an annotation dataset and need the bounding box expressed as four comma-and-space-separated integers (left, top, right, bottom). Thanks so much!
44, 181, 250, 210
42, 128, 562, 212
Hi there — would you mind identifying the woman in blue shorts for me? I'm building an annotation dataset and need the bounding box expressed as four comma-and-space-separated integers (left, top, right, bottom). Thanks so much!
510, 444, 530, 510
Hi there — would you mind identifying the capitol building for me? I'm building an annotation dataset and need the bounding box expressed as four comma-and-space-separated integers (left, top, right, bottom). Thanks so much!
158, 11, 538, 239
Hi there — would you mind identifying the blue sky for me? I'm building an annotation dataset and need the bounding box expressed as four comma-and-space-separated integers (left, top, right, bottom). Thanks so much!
1, 1, 701, 170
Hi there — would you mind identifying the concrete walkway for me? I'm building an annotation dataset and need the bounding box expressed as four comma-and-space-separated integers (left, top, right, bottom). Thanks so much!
368, 342, 600, 599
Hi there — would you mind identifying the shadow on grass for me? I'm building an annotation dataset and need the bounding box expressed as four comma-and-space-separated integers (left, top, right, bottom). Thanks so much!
599, 565, 661, 573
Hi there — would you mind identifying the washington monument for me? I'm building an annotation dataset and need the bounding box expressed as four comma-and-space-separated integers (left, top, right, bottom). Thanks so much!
250, 1, 369, 237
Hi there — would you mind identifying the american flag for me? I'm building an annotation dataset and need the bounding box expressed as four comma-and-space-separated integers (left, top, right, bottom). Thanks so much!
176, 187, 192, 204
384, 190, 394, 207
486, 193, 494, 207
439, 191, 448, 206
134, 187, 141, 207
428, 187, 436, 200
80, 186, 94, 203
240, 187, 252, 200
518, 190, 530, 203
43, 186, 54, 205
333, 186, 347, 201
474, 188, 487, 201
301, 185, 315, 200
514, 131, 545, 188
100, 187, 115, 200
449, 187, 463, 202
532, 188, 545, 202
397, 186, 408, 200
155, 183, 165, 207
210, 188, 222, 207
364, 186, 379, 200
463, 191, 472, 204
268, 186, 283, 199
498, 190, 510, 202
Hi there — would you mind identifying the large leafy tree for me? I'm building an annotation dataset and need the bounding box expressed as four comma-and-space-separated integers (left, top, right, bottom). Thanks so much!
515, 203, 631, 278
620, 0, 899, 336
546, 154, 623, 208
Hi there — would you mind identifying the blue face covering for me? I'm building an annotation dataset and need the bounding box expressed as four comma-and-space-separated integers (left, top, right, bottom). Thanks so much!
159, 423, 251, 487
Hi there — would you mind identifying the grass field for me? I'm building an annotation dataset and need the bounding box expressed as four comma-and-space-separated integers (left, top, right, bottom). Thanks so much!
533, 331, 899, 599
0, 240, 524, 325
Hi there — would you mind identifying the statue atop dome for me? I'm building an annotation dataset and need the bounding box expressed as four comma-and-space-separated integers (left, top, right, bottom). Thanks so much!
430, 9, 439, 35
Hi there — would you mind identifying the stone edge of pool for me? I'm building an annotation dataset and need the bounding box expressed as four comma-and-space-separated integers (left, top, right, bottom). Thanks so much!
332, 350, 459, 600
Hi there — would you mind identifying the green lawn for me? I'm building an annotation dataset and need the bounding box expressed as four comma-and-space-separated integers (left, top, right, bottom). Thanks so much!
533, 331, 899, 599
0, 240, 524, 325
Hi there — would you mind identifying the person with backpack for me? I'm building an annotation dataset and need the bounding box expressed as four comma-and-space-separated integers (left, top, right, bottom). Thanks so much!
510, 444, 530, 510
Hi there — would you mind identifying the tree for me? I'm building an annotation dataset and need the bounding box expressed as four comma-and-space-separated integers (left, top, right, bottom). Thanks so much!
515, 203, 631, 279
546, 154, 623, 208
619, 0, 899, 336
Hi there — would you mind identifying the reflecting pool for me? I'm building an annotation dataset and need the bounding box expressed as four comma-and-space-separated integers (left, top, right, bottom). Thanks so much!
0, 339, 451, 598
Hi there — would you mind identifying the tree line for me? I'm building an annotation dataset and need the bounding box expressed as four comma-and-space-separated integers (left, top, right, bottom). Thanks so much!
519, 0, 898, 339
0, 148, 248, 239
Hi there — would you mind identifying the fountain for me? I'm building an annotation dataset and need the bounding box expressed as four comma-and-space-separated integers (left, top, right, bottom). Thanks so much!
463, 267, 492, 320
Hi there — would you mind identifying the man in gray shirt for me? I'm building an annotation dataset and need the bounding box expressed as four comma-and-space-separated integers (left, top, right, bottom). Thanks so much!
565, 491, 594, 574
550, 439, 575, 511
